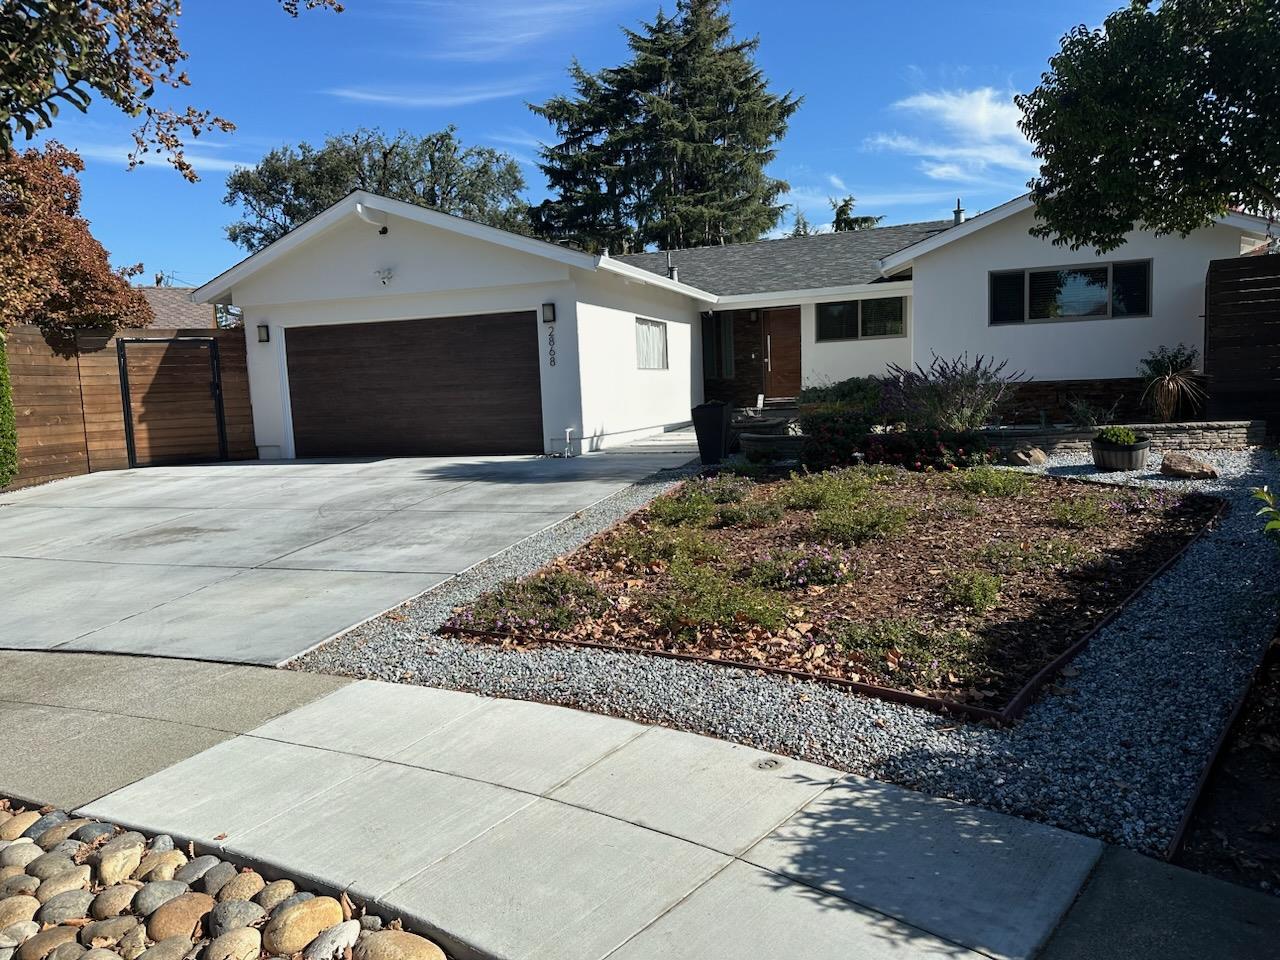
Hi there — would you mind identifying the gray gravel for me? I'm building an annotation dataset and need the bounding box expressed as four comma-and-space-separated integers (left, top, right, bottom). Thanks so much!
292, 449, 1280, 856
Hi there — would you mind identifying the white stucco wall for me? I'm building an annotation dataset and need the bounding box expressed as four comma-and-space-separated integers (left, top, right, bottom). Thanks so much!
572, 270, 704, 452
800, 294, 913, 385
229, 212, 582, 458
909, 206, 1247, 379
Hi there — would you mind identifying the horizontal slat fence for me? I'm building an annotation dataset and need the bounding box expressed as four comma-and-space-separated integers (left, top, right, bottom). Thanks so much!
1204, 253, 1280, 434
2, 325, 255, 490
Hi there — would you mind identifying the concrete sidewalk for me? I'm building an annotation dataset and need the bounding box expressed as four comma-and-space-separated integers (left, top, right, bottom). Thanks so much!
73, 678, 1100, 960
5, 653, 1279, 960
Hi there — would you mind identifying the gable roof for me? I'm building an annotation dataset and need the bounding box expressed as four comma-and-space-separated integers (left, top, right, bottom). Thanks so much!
613, 220, 950, 296
140, 286, 215, 327
876, 194, 1276, 274
193, 191, 717, 305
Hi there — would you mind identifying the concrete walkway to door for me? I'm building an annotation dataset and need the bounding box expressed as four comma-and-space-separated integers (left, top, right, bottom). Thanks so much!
0, 449, 691, 665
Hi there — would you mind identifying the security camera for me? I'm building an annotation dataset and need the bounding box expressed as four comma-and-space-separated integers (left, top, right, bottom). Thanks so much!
378, 225, 388, 236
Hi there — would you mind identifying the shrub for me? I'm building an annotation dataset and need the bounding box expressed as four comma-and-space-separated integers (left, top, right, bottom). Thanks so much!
950, 465, 1029, 497
1094, 425, 1139, 445
944, 569, 1002, 612
604, 526, 720, 567
1051, 498, 1110, 528
861, 429, 995, 472
748, 547, 851, 589
699, 473, 753, 504
0, 334, 15, 489
453, 571, 608, 634
1138, 343, 1205, 422
645, 558, 788, 637
1254, 486, 1280, 541
810, 501, 913, 544
799, 402, 873, 470
780, 468, 870, 510
1065, 395, 1119, 430
647, 485, 716, 526
882, 353, 1027, 432
797, 376, 884, 414
714, 499, 784, 529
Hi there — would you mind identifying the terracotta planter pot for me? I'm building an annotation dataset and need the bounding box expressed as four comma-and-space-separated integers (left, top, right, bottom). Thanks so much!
1091, 437, 1151, 472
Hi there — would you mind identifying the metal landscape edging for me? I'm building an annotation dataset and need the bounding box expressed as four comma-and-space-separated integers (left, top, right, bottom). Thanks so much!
440, 474, 1229, 726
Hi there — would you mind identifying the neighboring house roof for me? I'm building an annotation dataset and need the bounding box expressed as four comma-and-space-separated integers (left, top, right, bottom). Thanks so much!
140, 286, 215, 327
192, 191, 719, 305
876, 193, 1275, 275
613, 220, 951, 296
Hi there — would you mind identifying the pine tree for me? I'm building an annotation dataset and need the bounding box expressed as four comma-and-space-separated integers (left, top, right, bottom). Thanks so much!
829, 195, 883, 232
531, 0, 799, 252
789, 210, 815, 237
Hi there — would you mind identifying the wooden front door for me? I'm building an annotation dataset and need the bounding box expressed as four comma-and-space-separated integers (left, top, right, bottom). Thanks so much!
762, 307, 802, 399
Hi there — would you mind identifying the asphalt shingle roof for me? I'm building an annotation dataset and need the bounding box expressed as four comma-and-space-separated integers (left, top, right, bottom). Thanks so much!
140, 287, 215, 327
613, 220, 952, 297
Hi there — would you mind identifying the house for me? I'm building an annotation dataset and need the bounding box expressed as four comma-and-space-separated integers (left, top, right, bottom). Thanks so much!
192, 191, 1270, 460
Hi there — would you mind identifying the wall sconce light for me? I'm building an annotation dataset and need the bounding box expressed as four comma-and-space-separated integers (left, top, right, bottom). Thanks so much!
257, 324, 270, 343
541, 302, 557, 323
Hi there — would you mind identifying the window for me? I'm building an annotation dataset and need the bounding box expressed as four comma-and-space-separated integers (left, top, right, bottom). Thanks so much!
636, 317, 668, 369
816, 297, 905, 341
989, 260, 1151, 325
701, 312, 734, 379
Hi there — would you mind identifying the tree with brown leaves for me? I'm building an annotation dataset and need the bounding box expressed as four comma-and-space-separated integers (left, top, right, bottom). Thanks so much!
0, 0, 344, 182
0, 142, 153, 336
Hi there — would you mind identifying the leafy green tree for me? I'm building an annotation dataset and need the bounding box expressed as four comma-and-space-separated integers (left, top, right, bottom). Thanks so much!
829, 195, 882, 232
1, 1, 342, 181
1018, 0, 1280, 252
532, 0, 800, 252
789, 210, 815, 237
223, 127, 530, 252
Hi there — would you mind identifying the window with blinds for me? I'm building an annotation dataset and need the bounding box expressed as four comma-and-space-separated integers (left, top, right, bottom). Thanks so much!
816, 297, 905, 341
988, 260, 1151, 325
635, 318, 669, 369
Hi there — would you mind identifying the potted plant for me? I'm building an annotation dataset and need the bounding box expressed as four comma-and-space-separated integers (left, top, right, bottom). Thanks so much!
1091, 425, 1151, 472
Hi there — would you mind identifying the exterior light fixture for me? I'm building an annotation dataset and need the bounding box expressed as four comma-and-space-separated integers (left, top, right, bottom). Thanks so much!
257, 324, 270, 343
541, 302, 557, 323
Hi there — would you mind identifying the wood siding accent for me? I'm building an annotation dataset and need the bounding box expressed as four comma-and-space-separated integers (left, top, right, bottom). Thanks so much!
285, 312, 543, 457
3, 325, 255, 490
1205, 253, 1280, 434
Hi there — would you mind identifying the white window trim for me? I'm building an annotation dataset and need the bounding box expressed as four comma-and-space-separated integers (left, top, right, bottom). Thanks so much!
989, 259, 1153, 326
635, 316, 669, 370
815, 296, 908, 343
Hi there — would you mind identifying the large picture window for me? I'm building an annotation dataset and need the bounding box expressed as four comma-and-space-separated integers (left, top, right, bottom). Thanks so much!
815, 296, 905, 341
635, 317, 669, 369
990, 260, 1151, 325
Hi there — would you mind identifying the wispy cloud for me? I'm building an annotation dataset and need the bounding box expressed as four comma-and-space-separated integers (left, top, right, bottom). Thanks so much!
486, 126, 546, 150
868, 87, 1036, 189
326, 80, 540, 109
75, 143, 248, 172
381, 0, 632, 63
827, 173, 847, 192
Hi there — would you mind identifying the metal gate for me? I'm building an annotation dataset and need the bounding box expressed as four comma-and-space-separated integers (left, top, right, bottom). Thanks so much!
116, 337, 229, 468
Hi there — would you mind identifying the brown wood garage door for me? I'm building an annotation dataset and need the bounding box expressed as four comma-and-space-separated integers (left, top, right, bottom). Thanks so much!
284, 312, 543, 457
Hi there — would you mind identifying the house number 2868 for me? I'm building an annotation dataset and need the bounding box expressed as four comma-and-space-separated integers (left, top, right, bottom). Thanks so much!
547, 326, 556, 367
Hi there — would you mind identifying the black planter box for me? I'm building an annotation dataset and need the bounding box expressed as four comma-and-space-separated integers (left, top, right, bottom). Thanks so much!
1091, 437, 1151, 471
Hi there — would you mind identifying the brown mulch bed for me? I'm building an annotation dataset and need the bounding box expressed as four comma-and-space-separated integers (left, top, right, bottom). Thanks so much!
445, 467, 1222, 712
1176, 637, 1280, 895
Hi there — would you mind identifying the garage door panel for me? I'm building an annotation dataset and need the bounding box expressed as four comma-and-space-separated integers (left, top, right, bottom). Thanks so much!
285, 312, 543, 457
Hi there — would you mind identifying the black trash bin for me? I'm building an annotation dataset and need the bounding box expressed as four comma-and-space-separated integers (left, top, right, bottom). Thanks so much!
691, 400, 731, 465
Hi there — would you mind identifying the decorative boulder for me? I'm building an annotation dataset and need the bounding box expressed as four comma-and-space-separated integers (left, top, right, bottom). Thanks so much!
1160, 452, 1218, 479
1007, 444, 1047, 466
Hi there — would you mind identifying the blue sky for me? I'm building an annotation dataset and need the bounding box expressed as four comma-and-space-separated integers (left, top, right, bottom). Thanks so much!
36, 0, 1120, 285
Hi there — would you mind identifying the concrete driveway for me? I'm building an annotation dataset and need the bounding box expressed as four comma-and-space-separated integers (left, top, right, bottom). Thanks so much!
0, 450, 690, 665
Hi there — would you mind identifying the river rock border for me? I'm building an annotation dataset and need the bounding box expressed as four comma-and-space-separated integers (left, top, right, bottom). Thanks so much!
0, 803, 447, 960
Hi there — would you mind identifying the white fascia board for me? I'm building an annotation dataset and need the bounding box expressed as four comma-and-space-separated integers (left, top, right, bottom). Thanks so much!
595, 256, 719, 303
715, 279, 914, 310
193, 190, 600, 304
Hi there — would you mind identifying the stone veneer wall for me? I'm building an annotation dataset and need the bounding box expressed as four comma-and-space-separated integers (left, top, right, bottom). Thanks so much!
982, 420, 1267, 456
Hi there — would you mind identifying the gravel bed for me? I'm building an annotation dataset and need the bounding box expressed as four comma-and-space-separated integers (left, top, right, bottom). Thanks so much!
292, 449, 1280, 855
0, 802, 444, 960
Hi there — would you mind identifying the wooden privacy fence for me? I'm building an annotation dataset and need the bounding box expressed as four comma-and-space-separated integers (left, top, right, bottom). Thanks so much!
1204, 252, 1280, 434
4, 325, 255, 490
